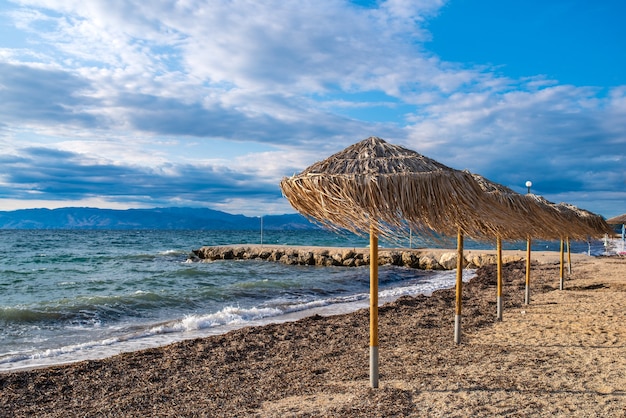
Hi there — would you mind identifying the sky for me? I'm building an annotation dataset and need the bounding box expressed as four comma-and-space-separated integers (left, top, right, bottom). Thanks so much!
0, 0, 624, 219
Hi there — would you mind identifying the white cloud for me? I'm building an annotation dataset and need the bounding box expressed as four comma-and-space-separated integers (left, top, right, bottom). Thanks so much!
0, 197, 147, 211
0, 0, 624, 218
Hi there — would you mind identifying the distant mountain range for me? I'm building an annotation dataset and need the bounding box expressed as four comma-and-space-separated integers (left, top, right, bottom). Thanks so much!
0, 207, 320, 230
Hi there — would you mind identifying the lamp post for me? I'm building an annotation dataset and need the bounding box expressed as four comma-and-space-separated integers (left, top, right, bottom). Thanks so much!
524, 180, 532, 305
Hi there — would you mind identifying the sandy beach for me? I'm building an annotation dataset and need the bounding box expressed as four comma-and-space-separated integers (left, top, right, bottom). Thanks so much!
1, 250, 624, 417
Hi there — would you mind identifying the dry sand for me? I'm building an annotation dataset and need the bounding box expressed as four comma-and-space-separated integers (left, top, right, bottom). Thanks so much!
1, 252, 625, 417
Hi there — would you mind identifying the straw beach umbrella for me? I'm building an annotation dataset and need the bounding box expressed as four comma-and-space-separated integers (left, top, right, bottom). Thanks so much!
607, 213, 626, 245
554, 203, 612, 280
281, 137, 506, 240
280, 136, 500, 388
523, 194, 573, 290
466, 174, 612, 308
525, 197, 609, 289
469, 173, 555, 318
607, 213, 626, 235
557, 203, 613, 238
607, 213, 626, 225
607, 214, 626, 254
470, 181, 568, 307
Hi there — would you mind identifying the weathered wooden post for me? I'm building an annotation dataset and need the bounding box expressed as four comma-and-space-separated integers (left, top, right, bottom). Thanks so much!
454, 229, 464, 344
496, 236, 503, 321
559, 239, 565, 290
525, 237, 531, 304
369, 224, 379, 388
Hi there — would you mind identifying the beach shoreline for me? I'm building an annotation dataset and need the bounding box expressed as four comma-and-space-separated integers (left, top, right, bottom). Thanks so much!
3, 244, 491, 374
1, 251, 624, 417
2, 247, 572, 374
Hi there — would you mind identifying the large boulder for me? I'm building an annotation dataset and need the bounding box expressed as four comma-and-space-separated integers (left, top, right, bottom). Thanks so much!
401, 251, 420, 268
503, 255, 524, 264
468, 254, 497, 268
298, 251, 315, 265
331, 252, 344, 265
279, 254, 298, 265
341, 249, 357, 260
439, 252, 466, 270
418, 254, 442, 270
342, 258, 357, 267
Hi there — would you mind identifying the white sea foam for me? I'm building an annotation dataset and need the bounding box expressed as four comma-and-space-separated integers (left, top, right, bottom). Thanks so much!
0, 336, 122, 367
605, 237, 625, 255
140, 306, 286, 336
0, 269, 475, 373
160, 249, 185, 256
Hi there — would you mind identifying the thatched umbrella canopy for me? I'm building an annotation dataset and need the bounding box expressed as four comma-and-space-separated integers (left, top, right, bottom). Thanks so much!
607, 214, 626, 241
522, 196, 581, 289
467, 174, 614, 307
470, 173, 525, 318
469, 173, 568, 239
524, 199, 609, 288
607, 213, 626, 225
469, 173, 559, 316
557, 203, 613, 280
520, 194, 575, 302
519, 193, 592, 298
525, 193, 578, 240
556, 203, 613, 238
281, 137, 508, 241
522, 195, 590, 299
280, 136, 503, 388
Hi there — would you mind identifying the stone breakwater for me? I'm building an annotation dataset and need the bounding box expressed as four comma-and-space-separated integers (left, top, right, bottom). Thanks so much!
188, 245, 524, 270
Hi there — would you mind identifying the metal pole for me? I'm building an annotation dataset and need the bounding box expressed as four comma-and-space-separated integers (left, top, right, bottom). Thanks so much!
525, 237, 531, 305
369, 224, 379, 388
454, 229, 464, 344
496, 236, 503, 321
559, 239, 565, 290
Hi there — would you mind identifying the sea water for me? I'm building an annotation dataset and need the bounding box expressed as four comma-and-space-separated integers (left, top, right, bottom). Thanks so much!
0, 229, 604, 371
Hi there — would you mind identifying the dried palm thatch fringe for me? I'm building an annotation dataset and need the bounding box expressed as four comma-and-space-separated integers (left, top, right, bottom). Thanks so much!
471, 173, 610, 241
281, 137, 609, 243
526, 194, 575, 238
525, 195, 609, 240
556, 202, 613, 238
470, 172, 574, 240
281, 137, 519, 242
607, 214, 626, 225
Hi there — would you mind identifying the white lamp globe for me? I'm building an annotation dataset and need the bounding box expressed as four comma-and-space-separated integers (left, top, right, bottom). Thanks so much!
525, 181, 532, 194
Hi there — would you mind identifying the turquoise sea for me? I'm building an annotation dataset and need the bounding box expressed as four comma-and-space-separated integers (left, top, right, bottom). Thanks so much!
0, 229, 603, 372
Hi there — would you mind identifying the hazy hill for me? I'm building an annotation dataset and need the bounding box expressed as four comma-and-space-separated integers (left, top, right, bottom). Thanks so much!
0, 207, 319, 230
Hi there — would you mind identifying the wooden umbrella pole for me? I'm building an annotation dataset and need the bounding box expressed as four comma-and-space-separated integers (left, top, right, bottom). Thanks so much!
369, 224, 379, 388
567, 237, 572, 274
559, 238, 565, 290
525, 237, 531, 305
496, 236, 503, 321
454, 229, 464, 344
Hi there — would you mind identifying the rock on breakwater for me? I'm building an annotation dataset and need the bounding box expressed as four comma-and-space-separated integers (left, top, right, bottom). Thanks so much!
188, 245, 524, 270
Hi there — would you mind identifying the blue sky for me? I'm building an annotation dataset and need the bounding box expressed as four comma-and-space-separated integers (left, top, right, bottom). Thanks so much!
0, 0, 624, 218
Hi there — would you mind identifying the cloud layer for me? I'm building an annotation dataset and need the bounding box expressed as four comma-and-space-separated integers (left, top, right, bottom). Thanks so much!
0, 0, 624, 217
